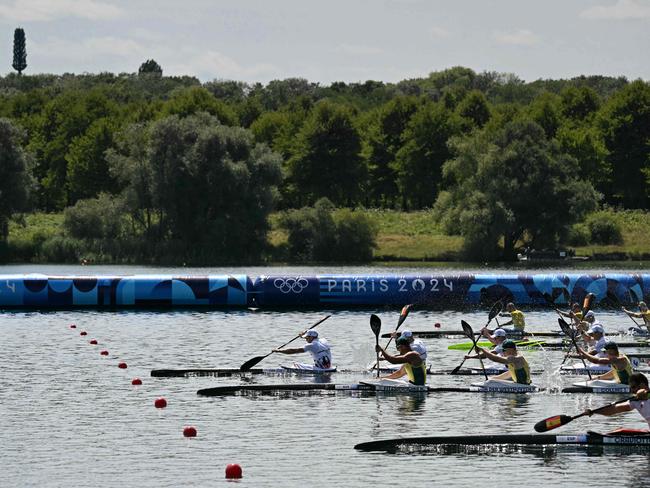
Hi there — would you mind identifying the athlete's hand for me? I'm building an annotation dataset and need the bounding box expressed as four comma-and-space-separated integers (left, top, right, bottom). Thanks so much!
375, 345, 384, 354
635, 389, 649, 401
585, 408, 594, 417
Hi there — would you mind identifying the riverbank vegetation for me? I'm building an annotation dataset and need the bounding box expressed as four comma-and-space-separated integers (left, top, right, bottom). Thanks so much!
1, 65, 649, 264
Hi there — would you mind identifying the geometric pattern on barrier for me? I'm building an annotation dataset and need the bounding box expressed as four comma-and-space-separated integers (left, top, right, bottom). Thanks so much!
0, 273, 648, 308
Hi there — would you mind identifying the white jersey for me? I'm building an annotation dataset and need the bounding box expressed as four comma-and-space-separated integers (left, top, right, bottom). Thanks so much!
303, 339, 332, 369
629, 398, 650, 427
594, 337, 607, 357
493, 343, 504, 355
411, 339, 427, 361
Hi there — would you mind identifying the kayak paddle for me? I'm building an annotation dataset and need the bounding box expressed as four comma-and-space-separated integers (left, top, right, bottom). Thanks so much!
558, 317, 592, 379
451, 320, 488, 379
534, 396, 637, 432
239, 315, 331, 371
607, 290, 643, 328
369, 304, 412, 370
370, 314, 381, 378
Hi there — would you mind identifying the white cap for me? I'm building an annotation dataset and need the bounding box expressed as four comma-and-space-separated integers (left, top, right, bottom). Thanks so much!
588, 324, 604, 334
584, 311, 595, 319
493, 329, 507, 338
304, 330, 318, 338
400, 330, 413, 338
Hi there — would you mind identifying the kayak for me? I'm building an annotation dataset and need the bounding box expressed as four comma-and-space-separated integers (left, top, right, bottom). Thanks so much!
281, 362, 337, 374
448, 340, 545, 351
196, 379, 542, 397
563, 379, 630, 394
449, 340, 650, 351
354, 430, 650, 451
386, 330, 566, 339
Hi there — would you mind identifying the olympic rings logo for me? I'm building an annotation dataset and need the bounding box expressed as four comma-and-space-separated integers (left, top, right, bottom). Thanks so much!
273, 277, 309, 294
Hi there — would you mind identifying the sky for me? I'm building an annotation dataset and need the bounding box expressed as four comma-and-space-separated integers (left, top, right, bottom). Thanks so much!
0, 0, 649, 84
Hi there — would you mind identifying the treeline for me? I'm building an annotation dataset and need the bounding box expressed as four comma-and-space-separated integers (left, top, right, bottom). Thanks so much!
0, 65, 649, 263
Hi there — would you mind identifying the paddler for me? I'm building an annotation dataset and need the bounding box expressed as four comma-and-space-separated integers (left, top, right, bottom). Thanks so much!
470, 339, 532, 384
576, 310, 596, 333
273, 330, 333, 369
375, 336, 426, 385
577, 341, 633, 384
622, 301, 650, 334
480, 327, 508, 354
579, 323, 607, 357
498, 303, 526, 332
389, 329, 428, 361
584, 372, 650, 427
557, 302, 583, 324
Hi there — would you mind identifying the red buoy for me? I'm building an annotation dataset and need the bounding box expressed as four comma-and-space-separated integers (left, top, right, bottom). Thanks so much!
131, 378, 142, 385
89, 339, 98, 345
154, 397, 167, 409
118, 362, 128, 369
183, 426, 197, 437
69, 324, 77, 329
225, 464, 242, 479
434, 322, 441, 328
80, 331, 87, 336
100, 350, 109, 356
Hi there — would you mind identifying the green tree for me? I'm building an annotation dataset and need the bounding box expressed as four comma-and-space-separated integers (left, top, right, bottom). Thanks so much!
66, 118, 118, 201
527, 92, 561, 138
0, 119, 31, 242
365, 96, 419, 206
138, 59, 162, 77
162, 86, 237, 125
435, 120, 599, 260
456, 90, 492, 129
287, 101, 365, 206
107, 113, 283, 263
597, 80, 650, 208
560, 86, 600, 121
12, 28, 27, 75
393, 102, 462, 209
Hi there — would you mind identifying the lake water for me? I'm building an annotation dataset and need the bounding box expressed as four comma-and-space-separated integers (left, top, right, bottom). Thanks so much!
2, 265, 650, 487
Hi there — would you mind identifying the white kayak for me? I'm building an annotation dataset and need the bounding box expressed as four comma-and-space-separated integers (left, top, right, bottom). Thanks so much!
280, 362, 337, 374
358, 379, 428, 393
560, 363, 611, 375
470, 379, 539, 393
571, 379, 630, 393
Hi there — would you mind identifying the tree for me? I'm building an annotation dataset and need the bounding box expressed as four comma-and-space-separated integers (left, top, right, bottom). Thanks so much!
138, 59, 162, 77
0, 119, 31, 242
287, 101, 365, 206
12, 28, 27, 75
435, 120, 599, 260
456, 90, 492, 129
107, 113, 283, 263
393, 102, 462, 209
597, 80, 650, 208
365, 96, 419, 206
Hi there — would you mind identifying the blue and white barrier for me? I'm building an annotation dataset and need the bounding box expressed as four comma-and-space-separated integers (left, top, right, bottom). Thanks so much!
0, 273, 647, 308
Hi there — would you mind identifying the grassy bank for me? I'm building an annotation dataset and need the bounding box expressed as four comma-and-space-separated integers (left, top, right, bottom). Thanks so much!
5, 208, 650, 264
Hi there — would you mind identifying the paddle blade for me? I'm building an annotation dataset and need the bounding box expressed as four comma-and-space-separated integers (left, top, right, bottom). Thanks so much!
239, 355, 266, 371
583, 293, 595, 313
487, 301, 502, 322
534, 414, 574, 433
630, 288, 640, 303
460, 320, 475, 341
396, 304, 412, 329
370, 314, 382, 337
561, 288, 571, 305
557, 318, 573, 337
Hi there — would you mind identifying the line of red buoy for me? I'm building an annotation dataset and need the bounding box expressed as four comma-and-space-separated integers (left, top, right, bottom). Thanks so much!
68, 322, 241, 478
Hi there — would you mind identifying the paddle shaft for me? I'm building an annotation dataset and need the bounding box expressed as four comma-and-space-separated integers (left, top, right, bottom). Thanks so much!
239, 315, 331, 370
559, 318, 592, 380
538, 396, 637, 432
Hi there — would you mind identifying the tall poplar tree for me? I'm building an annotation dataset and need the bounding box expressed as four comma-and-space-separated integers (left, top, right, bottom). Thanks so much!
12, 28, 27, 75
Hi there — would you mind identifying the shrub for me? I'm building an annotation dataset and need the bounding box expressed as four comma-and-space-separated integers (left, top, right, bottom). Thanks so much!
566, 223, 590, 246
280, 198, 377, 262
586, 212, 623, 245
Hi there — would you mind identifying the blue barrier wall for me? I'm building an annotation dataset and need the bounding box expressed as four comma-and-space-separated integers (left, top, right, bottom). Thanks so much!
0, 273, 648, 308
